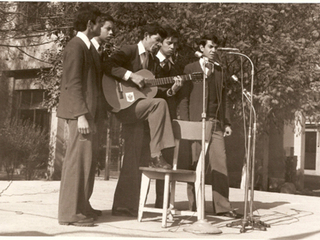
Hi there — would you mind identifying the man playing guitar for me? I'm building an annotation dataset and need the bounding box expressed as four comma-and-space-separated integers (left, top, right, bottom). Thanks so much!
103, 22, 182, 217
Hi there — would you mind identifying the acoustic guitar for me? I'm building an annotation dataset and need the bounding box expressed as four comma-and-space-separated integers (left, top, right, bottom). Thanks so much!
102, 69, 202, 112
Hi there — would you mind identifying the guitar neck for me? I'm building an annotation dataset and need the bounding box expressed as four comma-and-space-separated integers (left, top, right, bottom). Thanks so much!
144, 74, 191, 86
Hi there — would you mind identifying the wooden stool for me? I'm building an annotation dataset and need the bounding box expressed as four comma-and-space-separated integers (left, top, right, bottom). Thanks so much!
137, 120, 213, 227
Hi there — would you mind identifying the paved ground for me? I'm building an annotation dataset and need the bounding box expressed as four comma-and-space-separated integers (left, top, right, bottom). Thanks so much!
1, 177, 320, 239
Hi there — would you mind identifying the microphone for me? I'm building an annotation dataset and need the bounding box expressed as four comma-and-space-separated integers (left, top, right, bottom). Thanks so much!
217, 47, 240, 52
243, 89, 251, 97
231, 74, 253, 100
231, 74, 239, 83
194, 51, 221, 66
194, 51, 203, 59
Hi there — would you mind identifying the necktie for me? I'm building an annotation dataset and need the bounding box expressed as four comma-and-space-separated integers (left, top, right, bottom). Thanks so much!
162, 58, 170, 72
97, 45, 103, 56
141, 51, 149, 69
206, 62, 214, 77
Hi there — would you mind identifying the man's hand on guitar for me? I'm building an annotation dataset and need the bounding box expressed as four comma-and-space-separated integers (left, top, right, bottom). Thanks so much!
171, 76, 184, 95
130, 72, 145, 89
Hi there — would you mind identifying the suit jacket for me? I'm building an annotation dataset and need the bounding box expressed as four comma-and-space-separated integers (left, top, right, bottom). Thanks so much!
57, 37, 100, 120
91, 44, 113, 116
155, 61, 182, 119
104, 44, 158, 79
179, 61, 231, 128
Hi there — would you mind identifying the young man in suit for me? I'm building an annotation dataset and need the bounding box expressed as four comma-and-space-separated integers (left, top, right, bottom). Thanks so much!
155, 25, 182, 119
154, 25, 183, 208
89, 13, 115, 216
104, 22, 179, 217
57, 5, 103, 227
91, 14, 115, 119
178, 33, 239, 218
91, 14, 115, 62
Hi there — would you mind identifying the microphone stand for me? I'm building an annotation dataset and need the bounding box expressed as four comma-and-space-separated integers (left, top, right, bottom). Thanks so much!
184, 59, 222, 235
225, 52, 270, 233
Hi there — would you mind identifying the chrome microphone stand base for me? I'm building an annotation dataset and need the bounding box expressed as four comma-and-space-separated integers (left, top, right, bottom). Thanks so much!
226, 216, 270, 233
183, 219, 222, 234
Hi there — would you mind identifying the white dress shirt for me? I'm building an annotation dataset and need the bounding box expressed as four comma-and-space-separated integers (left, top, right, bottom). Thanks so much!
123, 41, 147, 81
76, 32, 91, 49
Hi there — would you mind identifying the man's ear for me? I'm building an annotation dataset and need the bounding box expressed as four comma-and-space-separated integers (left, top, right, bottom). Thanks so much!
143, 32, 149, 39
199, 44, 204, 52
87, 20, 93, 31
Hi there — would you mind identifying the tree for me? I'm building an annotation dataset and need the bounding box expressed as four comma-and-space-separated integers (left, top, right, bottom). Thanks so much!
0, 118, 49, 180
36, 2, 320, 130
2, 2, 320, 181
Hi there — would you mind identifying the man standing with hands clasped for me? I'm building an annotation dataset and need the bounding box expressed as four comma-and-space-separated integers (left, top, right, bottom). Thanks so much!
57, 4, 103, 227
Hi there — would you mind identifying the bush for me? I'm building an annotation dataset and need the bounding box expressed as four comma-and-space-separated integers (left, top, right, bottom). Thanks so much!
0, 118, 49, 180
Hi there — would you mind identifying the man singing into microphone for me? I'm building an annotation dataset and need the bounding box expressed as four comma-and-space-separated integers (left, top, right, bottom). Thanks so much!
178, 33, 240, 218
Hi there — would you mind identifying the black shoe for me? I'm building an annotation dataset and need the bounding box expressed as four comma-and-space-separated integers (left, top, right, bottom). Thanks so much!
112, 207, 138, 217
86, 213, 98, 220
85, 209, 102, 220
149, 155, 172, 169
59, 217, 94, 227
216, 210, 242, 219
91, 209, 102, 216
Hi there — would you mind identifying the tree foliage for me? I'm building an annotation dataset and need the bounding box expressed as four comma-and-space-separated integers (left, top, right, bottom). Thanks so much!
2, 2, 320, 133
0, 118, 49, 180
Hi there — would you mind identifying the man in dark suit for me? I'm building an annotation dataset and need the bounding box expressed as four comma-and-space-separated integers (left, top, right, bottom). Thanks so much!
57, 5, 103, 227
104, 22, 176, 217
155, 26, 182, 119
91, 14, 115, 62
178, 33, 238, 218
154, 25, 183, 208
89, 13, 115, 215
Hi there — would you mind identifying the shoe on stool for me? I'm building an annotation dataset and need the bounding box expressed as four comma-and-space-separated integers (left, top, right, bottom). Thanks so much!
149, 155, 171, 169
59, 217, 94, 227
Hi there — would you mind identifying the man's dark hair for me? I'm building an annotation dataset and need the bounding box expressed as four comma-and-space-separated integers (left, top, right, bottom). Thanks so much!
74, 4, 101, 32
162, 25, 179, 39
198, 33, 220, 47
139, 22, 167, 40
101, 13, 114, 23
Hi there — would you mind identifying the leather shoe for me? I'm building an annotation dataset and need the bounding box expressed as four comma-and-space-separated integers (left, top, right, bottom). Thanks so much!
216, 210, 242, 219
59, 217, 94, 227
112, 207, 137, 217
149, 155, 172, 169
86, 213, 98, 221
91, 209, 102, 216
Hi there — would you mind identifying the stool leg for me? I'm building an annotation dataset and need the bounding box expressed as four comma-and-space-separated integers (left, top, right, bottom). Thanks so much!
170, 180, 176, 209
162, 173, 170, 228
138, 172, 150, 222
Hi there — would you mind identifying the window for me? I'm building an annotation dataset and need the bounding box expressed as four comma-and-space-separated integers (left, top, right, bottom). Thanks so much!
14, 89, 50, 132
305, 131, 317, 170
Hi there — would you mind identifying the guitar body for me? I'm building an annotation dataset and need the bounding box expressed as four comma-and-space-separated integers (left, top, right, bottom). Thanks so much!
102, 69, 158, 112
102, 68, 202, 112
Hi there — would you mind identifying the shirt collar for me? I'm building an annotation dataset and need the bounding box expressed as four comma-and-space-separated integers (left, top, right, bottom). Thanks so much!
199, 58, 206, 71
90, 37, 100, 51
138, 41, 146, 55
199, 58, 213, 75
76, 32, 91, 49
156, 51, 174, 65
